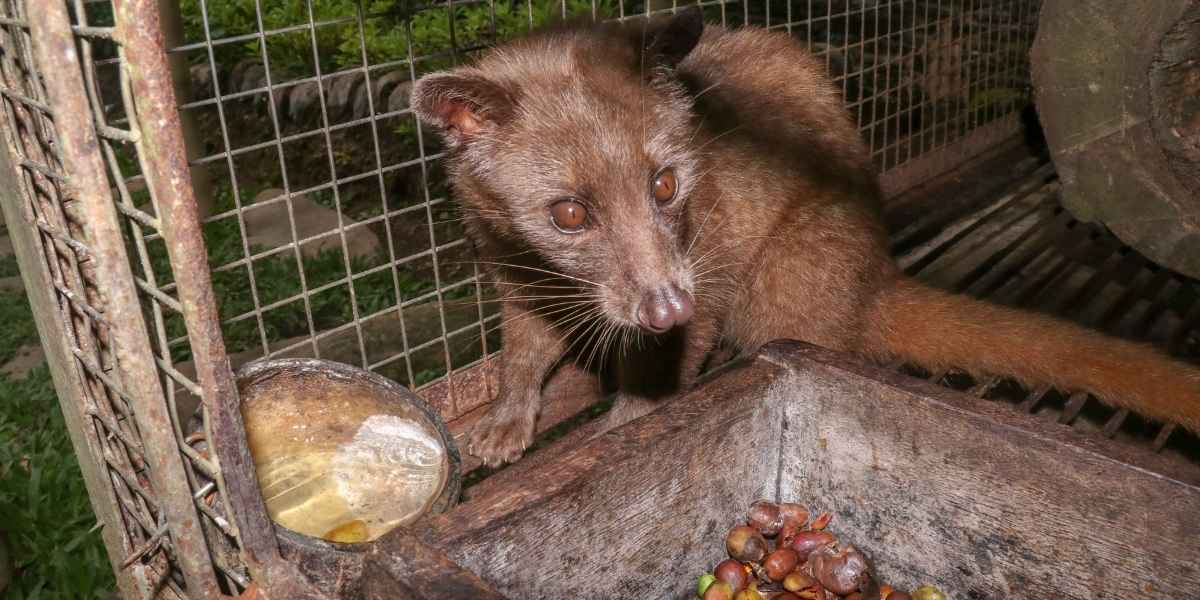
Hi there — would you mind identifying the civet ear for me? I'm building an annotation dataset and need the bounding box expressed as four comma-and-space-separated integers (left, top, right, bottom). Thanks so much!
641, 5, 705, 69
411, 69, 516, 146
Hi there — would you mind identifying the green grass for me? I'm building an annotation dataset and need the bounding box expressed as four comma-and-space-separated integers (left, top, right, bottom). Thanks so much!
0, 254, 18, 278
180, 0, 616, 80
0, 285, 38, 367
0, 289, 115, 599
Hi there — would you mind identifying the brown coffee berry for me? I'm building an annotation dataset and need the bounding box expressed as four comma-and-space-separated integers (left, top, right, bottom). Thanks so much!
778, 503, 810, 528
788, 529, 836, 562
704, 581, 735, 600
748, 500, 785, 536
809, 512, 832, 530
715, 559, 750, 592
727, 525, 769, 562
783, 570, 816, 592
811, 545, 870, 595
763, 548, 800, 581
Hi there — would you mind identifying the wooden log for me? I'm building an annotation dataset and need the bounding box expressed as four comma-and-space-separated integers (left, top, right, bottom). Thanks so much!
1032, 0, 1200, 279
363, 529, 506, 600
404, 360, 784, 599
764, 342, 1200, 599
373, 341, 1200, 599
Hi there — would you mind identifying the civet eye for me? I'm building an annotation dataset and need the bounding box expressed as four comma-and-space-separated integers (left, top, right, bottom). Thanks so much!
550, 198, 588, 232
652, 167, 678, 204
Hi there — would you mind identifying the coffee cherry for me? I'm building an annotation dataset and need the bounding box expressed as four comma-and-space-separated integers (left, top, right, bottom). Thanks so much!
788, 530, 836, 562
747, 500, 784, 536
782, 570, 816, 592
809, 512, 832, 530
715, 559, 750, 592
811, 545, 870, 595
778, 521, 802, 547
912, 586, 947, 600
703, 581, 735, 600
698, 573, 717, 598
733, 587, 764, 600
726, 525, 769, 562
763, 548, 800, 581
778, 503, 809, 528
887, 592, 913, 600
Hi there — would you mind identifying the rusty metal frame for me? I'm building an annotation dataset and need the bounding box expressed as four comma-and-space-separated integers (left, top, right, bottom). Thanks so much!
0, 53, 151, 600
115, 0, 272, 572
114, 2, 333, 597
0, 0, 197, 597
28, 2, 222, 597
0, 0, 301, 596
30, 3, 225, 596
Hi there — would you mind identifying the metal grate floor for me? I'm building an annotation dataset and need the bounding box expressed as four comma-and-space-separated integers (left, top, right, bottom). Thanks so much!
889, 160, 1200, 471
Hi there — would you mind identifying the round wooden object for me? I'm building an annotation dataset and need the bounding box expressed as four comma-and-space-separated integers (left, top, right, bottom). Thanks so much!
1032, 0, 1200, 278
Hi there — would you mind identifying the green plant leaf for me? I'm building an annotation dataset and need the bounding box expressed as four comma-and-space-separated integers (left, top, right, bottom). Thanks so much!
26, 463, 40, 519
61, 525, 99, 554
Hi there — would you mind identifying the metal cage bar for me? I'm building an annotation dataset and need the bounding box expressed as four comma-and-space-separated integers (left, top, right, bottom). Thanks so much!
113, 0, 286, 590
29, 2, 223, 597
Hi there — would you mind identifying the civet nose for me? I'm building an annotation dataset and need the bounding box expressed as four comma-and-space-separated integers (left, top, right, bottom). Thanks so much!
636, 284, 695, 333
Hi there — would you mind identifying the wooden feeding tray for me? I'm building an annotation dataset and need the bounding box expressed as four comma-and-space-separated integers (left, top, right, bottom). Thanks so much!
279, 341, 1200, 599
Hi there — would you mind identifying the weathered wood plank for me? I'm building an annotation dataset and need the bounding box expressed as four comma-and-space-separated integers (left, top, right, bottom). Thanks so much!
763, 342, 1200, 599
364, 529, 506, 600
276, 528, 366, 600
407, 361, 784, 599
354, 341, 1199, 597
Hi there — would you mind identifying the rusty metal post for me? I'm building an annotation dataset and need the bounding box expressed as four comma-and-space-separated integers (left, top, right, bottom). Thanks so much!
114, 0, 270, 572
0, 82, 149, 600
113, 1, 331, 597
28, 2, 221, 598
156, 0, 215, 218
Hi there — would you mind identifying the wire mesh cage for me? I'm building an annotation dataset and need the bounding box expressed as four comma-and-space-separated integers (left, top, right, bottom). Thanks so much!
0, 0, 1047, 597
161, 0, 1040, 397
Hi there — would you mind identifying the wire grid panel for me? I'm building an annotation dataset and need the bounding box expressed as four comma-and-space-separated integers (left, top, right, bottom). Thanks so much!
167, 0, 1041, 412
1, 0, 258, 596
70, 1, 268, 595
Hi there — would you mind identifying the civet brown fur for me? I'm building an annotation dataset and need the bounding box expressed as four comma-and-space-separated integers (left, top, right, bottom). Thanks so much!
411, 9, 1200, 466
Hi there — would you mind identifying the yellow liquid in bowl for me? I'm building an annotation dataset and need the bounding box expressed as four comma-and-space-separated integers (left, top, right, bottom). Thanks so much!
254, 415, 448, 542
241, 376, 450, 543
